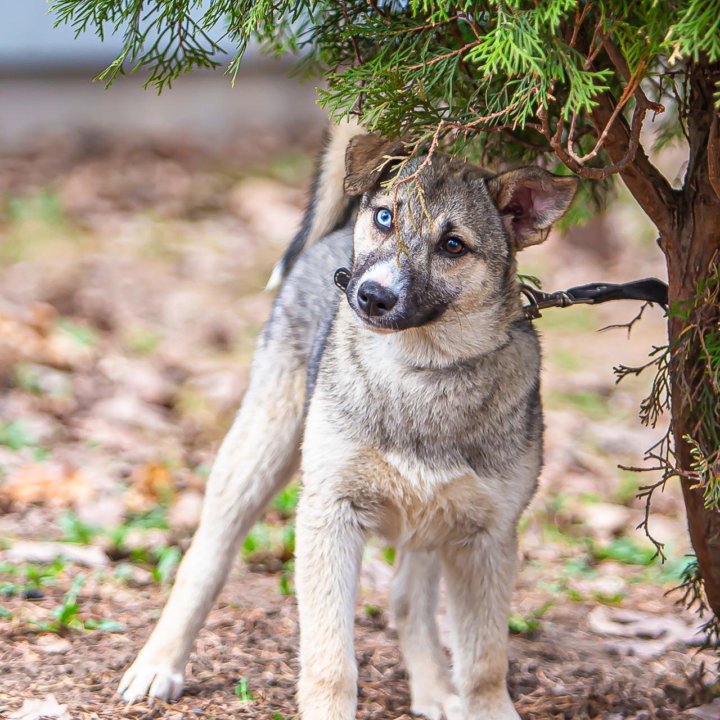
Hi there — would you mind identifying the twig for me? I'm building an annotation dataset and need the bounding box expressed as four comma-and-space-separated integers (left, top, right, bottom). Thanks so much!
341, 0, 364, 112
569, 0, 592, 49
341, 0, 363, 68
404, 41, 479, 72
565, 63, 643, 165
365, 0, 389, 22
599, 301, 652, 337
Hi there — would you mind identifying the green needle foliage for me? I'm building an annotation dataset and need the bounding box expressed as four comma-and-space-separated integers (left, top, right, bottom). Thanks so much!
47, 2, 720, 228
48, 0, 720, 641
48, 2, 719, 142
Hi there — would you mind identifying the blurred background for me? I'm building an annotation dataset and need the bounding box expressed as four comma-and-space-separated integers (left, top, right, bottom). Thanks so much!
0, 4, 714, 719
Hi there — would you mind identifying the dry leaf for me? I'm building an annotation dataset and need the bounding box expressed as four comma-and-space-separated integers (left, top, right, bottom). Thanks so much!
0, 464, 93, 508
9, 694, 71, 720
588, 606, 705, 658
4, 541, 109, 568
35, 636, 72, 656
687, 699, 720, 719
124, 462, 174, 512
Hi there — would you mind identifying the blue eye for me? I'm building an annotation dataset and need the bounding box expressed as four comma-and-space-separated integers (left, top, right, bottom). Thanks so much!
374, 208, 393, 230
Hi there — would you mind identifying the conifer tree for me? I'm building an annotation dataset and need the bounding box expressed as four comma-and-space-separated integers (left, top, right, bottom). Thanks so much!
51, 1, 720, 637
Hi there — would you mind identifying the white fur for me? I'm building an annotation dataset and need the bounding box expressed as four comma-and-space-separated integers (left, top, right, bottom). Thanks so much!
118, 350, 305, 703
358, 259, 398, 290
264, 260, 286, 292
119, 126, 541, 720
293, 372, 527, 720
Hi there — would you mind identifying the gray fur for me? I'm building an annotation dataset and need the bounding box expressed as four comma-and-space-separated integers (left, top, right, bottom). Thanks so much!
118, 128, 577, 720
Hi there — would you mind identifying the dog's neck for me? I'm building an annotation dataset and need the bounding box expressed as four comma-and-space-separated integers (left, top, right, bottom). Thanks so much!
341, 296, 523, 370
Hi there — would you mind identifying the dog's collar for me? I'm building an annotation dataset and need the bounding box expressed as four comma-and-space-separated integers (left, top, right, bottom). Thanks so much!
334, 267, 351, 292
333, 266, 668, 322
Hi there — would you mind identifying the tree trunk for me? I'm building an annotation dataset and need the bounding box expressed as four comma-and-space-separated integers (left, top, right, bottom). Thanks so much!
665, 58, 720, 618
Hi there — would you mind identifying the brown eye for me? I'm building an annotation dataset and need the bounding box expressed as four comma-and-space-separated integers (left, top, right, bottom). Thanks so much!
439, 236, 467, 256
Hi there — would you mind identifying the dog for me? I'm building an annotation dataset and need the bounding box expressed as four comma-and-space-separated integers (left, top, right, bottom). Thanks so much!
118, 119, 578, 720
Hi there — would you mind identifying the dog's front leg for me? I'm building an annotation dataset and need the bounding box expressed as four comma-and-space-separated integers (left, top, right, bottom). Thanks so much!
118, 350, 305, 703
441, 530, 520, 720
392, 550, 463, 720
295, 487, 365, 720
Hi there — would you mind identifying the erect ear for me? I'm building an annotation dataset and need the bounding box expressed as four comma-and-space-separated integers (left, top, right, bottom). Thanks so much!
344, 133, 407, 197
487, 167, 579, 250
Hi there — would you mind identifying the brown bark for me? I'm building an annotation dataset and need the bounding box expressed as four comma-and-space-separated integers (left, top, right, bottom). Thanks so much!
588, 53, 720, 618
666, 59, 720, 618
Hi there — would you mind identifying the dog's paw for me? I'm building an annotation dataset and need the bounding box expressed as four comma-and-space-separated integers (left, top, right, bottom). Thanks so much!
411, 692, 464, 720
466, 696, 520, 720
118, 660, 184, 703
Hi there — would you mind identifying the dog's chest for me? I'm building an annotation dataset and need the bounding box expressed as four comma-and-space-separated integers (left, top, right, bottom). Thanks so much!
370, 452, 502, 549
339, 353, 489, 441
329, 352, 522, 477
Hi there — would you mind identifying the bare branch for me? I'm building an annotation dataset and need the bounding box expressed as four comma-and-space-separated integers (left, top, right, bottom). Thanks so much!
566, 60, 653, 165
403, 41, 479, 72
589, 91, 676, 239
599, 301, 652, 337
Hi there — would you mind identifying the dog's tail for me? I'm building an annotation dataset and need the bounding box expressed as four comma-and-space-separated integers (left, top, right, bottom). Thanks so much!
265, 117, 364, 291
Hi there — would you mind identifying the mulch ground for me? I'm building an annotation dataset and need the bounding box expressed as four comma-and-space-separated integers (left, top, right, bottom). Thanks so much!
0, 565, 715, 720
0, 132, 718, 720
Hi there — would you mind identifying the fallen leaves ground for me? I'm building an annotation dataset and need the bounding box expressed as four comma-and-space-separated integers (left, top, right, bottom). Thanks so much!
0, 132, 717, 719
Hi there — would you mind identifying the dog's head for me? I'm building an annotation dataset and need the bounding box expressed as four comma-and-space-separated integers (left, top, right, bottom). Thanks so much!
341, 134, 577, 351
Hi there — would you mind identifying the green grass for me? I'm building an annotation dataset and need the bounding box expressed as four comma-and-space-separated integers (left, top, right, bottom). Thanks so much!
56, 508, 180, 586
508, 600, 554, 636
0, 189, 86, 265
242, 523, 273, 557
547, 388, 614, 422
613, 470, 641, 504
0, 558, 66, 597
242, 521, 295, 562
0, 421, 35, 451
29, 575, 124, 634
364, 603, 383, 619
12, 364, 45, 395
152, 546, 181, 585
272, 483, 300, 519
56, 318, 98, 349
549, 347, 584, 372
59, 512, 100, 545
234, 677, 254, 703
536, 305, 598, 333
12, 364, 73, 399
61, 505, 170, 548
263, 150, 314, 185
123, 326, 163, 356
278, 560, 294, 596
1, 563, 125, 633
6, 189, 65, 226
590, 537, 658, 566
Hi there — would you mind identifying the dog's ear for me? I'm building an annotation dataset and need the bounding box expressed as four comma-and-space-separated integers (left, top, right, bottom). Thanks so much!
487, 167, 578, 250
344, 134, 406, 196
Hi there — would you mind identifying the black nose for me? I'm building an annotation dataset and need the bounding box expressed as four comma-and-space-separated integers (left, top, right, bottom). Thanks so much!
357, 281, 398, 317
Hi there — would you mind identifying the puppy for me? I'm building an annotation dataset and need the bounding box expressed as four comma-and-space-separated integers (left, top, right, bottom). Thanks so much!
119, 120, 578, 720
